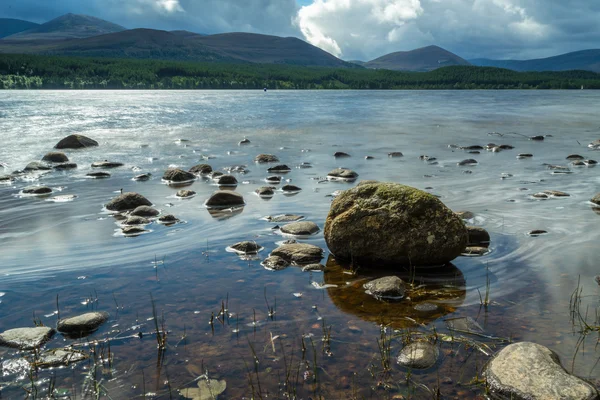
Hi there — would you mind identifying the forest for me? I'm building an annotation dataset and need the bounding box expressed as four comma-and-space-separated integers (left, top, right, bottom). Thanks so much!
1, 53, 600, 90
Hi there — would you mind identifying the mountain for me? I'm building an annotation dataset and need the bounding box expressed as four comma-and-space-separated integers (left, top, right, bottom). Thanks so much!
0, 28, 356, 67
365, 45, 470, 71
0, 19, 40, 39
4, 13, 125, 41
469, 49, 600, 73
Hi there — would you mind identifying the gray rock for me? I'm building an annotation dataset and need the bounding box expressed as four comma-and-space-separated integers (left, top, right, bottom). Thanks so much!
334, 151, 351, 158
327, 168, 359, 181
484, 342, 599, 400
0, 327, 55, 350
397, 342, 439, 370
189, 164, 212, 175
255, 154, 279, 163
105, 192, 152, 212
122, 226, 147, 235
532, 192, 549, 199
544, 190, 570, 197
54, 134, 98, 149
280, 221, 320, 236
528, 230, 548, 236
24, 161, 52, 171
177, 189, 196, 198
57, 312, 109, 337
462, 145, 483, 150
265, 175, 282, 184
302, 263, 325, 272
266, 214, 304, 222
585, 159, 598, 166
324, 182, 468, 267
134, 173, 152, 181
124, 216, 150, 225
363, 276, 405, 299
22, 186, 52, 195
268, 164, 291, 173
456, 211, 475, 220
130, 205, 159, 217
270, 243, 324, 265
256, 186, 276, 197
228, 241, 263, 254
592, 194, 600, 206
239, 138, 251, 145
517, 153, 533, 159
54, 163, 77, 170
388, 152, 403, 157
261, 255, 290, 270
163, 168, 196, 183
91, 160, 123, 168
499, 144, 515, 150
0, 175, 14, 183
205, 191, 245, 208
42, 152, 69, 163
529, 135, 545, 141
281, 184, 302, 192
36, 348, 88, 368
86, 172, 110, 178
458, 159, 478, 166
217, 174, 238, 186
467, 226, 490, 247
567, 154, 584, 160
159, 214, 179, 224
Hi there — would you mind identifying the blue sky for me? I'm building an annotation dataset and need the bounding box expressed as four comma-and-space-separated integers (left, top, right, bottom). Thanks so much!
2, 0, 599, 61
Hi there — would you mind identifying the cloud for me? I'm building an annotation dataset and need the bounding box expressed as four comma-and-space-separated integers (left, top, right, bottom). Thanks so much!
295, 0, 600, 60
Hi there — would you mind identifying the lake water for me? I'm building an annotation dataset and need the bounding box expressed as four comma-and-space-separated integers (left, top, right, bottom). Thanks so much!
0, 90, 599, 399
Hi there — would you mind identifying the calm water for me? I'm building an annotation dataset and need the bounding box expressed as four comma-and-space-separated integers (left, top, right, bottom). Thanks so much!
0, 90, 599, 399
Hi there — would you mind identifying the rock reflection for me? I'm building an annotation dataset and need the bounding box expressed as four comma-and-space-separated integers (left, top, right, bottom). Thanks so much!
207, 206, 245, 220
324, 255, 466, 328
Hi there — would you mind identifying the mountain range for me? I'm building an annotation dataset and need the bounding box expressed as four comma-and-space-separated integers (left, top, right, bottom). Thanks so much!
0, 13, 599, 73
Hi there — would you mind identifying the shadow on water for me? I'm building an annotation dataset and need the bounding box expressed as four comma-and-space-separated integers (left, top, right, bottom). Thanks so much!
324, 255, 466, 328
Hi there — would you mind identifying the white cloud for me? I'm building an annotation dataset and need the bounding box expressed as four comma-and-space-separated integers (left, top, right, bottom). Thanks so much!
156, 0, 184, 13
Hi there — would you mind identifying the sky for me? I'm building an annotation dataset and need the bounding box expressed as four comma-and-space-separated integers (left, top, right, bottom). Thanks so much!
1, 0, 599, 61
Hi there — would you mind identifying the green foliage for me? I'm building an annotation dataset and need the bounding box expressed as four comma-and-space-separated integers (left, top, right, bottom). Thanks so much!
1, 53, 599, 90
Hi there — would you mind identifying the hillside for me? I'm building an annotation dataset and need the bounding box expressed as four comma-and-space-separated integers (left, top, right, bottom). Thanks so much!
0, 28, 356, 67
0, 19, 40, 39
4, 13, 125, 41
470, 49, 600, 73
365, 45, 470, 71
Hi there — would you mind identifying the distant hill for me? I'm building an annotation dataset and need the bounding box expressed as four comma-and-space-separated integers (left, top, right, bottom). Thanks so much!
0, 28, 356, 67
470, 49, 600, 73
4, 13, 125, 41
365, 45, 470, 71
0, 19, 40, 39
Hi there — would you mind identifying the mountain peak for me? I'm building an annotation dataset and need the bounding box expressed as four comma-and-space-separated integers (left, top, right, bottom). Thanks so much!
365, 45, 470, 71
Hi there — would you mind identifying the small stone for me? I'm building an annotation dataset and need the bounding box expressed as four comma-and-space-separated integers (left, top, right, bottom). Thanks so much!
334, 151, 351, 158
176, 189, 196, 198
281, 184, 302, 192
365, 156, 374, 160
363, 276, 405, 299
87, 172, 110, 178
528, 230, 548, 236
517, 153, 533, 159
254, 154, 279, 163
270, 243, 324, 265
388, 152, 403, 157
397, 342, 439, 370
205, 191, 245, 208
122, 226, 147, 235
91, 161, 123, 168
566, 154, 584, 160
543, 190, 570, 197
499, 144, 514, 150
261, 256, 290, 271
255, 186, 276, 197
22, 186, 52, 195
458, 159, 478, 166
301, 264, 325, 272
24, 161, 52, 171
54, 163, 77, 170
239, 138, 251, 145
189, 164, 212, 175
467, 226, 490, 247
158, 214, 179, 223
181, 379, 227, 400
162, 168, 196, 183
529, 135, 545, 141
124, 216, 150, 225
217, 175, 238, 186
462, 145, 483, 150
228, 241, 263, 255
327, 168, 359, 181
280, 221, 320, 236
445, 317, 483, 333
267, 164, 291, 173
532, 192, 549, 199
42, 152, 69, 163
130, 205, 159, 217
0, 327, 55, 350
584, 159, 598, 166
133, 173, 152, 181
265, 175, 282, 184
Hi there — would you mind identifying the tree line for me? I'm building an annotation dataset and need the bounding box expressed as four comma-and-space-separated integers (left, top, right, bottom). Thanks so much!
1, 53, 599, 90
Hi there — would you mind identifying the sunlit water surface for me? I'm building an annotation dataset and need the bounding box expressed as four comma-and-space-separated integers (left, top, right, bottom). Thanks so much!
0, 90, 599, 399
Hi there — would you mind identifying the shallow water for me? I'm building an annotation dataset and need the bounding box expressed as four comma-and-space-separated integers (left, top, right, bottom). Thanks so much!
0, 90, 599, 399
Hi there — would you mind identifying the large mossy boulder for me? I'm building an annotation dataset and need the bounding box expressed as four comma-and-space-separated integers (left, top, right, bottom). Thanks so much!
484, 342, 599, 400
54, 134, 98, 149
105, 192, 152, 212
324, 182, 468, 267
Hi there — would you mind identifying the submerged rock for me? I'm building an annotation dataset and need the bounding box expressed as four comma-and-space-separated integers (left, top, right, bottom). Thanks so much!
484, 342, 598, 400
42, 152, 69, 163
181, 378, 227, 400
261, 255, 290, 271
228, 241, 263, 255
163, 168, 196, 183
54, 134, 98, 149
130, 205, 159, 217
189, 164, 212, 175
239, 138, 251, 145
461, 145, 483, 150
22, 186, 52, 195
363, 276, 405, 299
205, 191, 245, 208
0, 327, 55, 350
280, 221, 320, 236
528, 229, 548, 236
86, 172, 110, 178
327, 168, 359, 181
266, 214, 304, 223
254, 154, 279, 163
57, 312, 109, 337
445, 317, 483, 333
177, 189, 196, 198
122, 226, 147, 235
397, 342, 439, 370
91, 160, 123, 168
270, 243, 324, 265
36, 348, 88, 368
265, 175, 282, 184
105, 192, 152, 212
255, 186, 276, 197
544, 190, 570, 197
324, 182, 467, 267
334, 151, 351, 158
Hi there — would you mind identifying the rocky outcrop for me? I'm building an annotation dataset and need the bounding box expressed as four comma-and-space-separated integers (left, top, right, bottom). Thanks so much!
162, 168, 196, 183
54, 134, 99, 149
205, 191, 245, 208
42, 152, 69, 163
105, 192, 152, 212
484, 342, 599, 400
324, 182, 467, 267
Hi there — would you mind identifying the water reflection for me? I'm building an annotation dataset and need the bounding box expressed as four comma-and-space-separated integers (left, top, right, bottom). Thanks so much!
206, 206, 245, 220
324, 255, 466, 328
